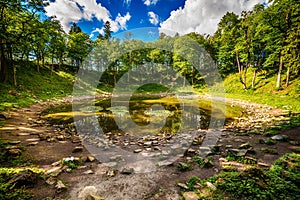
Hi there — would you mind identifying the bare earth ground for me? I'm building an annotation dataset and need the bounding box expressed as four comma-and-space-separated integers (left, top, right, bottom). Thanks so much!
0, 96, 299, 200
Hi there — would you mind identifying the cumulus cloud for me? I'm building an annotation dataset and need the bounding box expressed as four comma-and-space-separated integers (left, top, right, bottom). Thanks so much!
159, 0, 266, 36
143, 0, 159, 6
148, 11, 159, 25
45, 0, 131, 33
123, 0, 131, 8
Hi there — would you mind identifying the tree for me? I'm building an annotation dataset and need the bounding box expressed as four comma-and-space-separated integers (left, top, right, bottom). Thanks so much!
104, 21, 111, 40
67, 31, 93, 68
263, 0, 298, 88
0, 0, 44, 85
215, 12, 242, 80
69, 22, 82, 34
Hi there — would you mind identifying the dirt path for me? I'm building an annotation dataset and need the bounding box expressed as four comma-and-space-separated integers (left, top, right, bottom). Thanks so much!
0, 96, 299, 200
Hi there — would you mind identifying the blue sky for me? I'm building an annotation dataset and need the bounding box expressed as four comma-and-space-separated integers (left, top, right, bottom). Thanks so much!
44, 0, 266, 41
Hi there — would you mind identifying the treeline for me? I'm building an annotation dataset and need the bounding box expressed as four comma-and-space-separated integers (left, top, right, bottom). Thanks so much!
1, 0, 299, 91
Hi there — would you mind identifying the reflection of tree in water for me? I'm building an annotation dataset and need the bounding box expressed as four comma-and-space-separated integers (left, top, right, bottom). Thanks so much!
94, 97, 212, 135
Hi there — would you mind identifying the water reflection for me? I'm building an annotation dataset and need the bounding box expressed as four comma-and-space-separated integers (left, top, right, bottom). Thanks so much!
93, 97, 211, 135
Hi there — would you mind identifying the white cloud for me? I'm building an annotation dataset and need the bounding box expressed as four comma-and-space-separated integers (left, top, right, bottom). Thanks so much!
148, 11, 159, 25
123, 0, 132, 7
143, 0, 159, 6
45, 0, 131, 34
115, 12, 131, 30
159, 0, 265, 36
90, 28, 104, 38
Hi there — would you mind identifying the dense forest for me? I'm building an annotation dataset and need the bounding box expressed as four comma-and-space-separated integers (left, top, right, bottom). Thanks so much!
1, 0, 299, 91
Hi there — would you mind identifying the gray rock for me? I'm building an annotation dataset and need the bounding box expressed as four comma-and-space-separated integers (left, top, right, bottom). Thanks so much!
134, 149, 143, 153
206, 181, 217, 191
83, 170, 94, 174
27, 141, 39, 146
121, 167, 134, 175
8, 140, 21, 145
183, 191, 200, 200
228, 149, 248, 157
239, 143, 252, 149
177, 182, 189, 190
8, 170, 38, 187
143, 141, 152, 147
271, 135, 289, 141
7, 148, 22, 156
86, 194, 105, 200
86, 156, 96, 162
55, 180, 67, 191
78, 186, 97, 199
73, 146, 83, 153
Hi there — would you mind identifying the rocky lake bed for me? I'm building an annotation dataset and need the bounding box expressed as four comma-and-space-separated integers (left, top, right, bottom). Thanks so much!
0, 96, 299, 200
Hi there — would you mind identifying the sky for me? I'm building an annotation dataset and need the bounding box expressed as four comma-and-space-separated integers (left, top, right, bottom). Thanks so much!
44, 0, 266, 41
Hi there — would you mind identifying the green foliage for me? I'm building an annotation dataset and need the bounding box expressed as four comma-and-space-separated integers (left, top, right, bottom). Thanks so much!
0, 168, 44, 200
62, 159, 82, 170
0, 63, 74, 111
177, 162, 191, 172
186, 176, 200, 190
184, 153, 300, 199
192, 156, 214, 168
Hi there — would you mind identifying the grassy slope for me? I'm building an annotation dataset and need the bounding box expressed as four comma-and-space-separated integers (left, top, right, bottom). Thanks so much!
0, 63, 75, 111
219, 69, 300, 112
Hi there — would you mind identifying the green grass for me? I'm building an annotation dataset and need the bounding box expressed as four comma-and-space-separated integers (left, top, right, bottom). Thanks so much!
0, 62, 75, 111
182, 153, 300, 199
215, 68, 300, 112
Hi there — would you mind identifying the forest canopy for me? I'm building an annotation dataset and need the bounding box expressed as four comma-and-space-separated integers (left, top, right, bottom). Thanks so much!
0, 0, 299, 90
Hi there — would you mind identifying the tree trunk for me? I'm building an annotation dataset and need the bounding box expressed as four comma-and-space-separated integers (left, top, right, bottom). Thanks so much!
276, 54, 283, 88
0, 39, 9, 83
252, 69, 257, 89
13, 64, 17, 87
236, 51, 241, 73
285, 66, 290, 88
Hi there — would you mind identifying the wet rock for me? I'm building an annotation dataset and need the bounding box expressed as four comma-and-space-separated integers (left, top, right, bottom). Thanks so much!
73, 146, 83, 153
271, 135, 289, 141
121, 167, 134, 175
183, 191, 200, 200
8, 170, 38, 187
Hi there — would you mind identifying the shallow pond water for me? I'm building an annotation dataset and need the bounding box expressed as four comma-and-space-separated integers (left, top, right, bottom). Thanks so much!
43, 95, 242, 136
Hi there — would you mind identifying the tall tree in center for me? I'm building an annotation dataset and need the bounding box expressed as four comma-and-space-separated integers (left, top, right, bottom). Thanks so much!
104, 21, 112, 40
